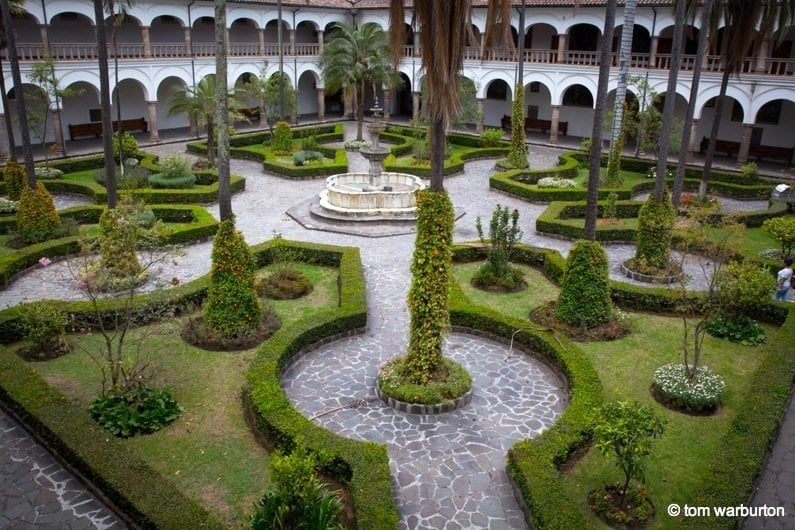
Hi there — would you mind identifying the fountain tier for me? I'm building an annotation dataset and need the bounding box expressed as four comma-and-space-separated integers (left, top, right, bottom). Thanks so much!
319, 172, 426, 218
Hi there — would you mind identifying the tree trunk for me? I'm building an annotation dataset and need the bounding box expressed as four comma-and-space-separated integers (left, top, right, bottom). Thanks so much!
583, 0, 617, 240
610, 0, 637, 143
215, 0, 232, 220
94, 0, 117, 208
429, 115, 445, 191
673, 0, 714, 208
699, 68, 731, 200
0, 58, 17, 161
357, 80, 365, 141
1, 1, 35, 186
653, 0, 686, 203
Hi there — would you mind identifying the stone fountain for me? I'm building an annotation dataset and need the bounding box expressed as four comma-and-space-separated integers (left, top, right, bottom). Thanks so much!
315, 99, 426, 221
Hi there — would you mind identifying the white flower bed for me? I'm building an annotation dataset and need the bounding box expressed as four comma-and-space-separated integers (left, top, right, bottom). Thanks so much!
653, 363, 725, 411
537, 177, 577, 188
34, 166, 63, 179
343, 139, 372, 152
0, 197, 18, 214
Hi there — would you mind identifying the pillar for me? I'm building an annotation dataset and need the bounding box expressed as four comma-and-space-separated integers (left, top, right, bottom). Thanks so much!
289, 29, 295, 55
383, 89, 393, 120
736, 124, 753, 166
556, 34, 567, 63
755, 35, 770, 73
549, 105, 561, 144
476, 99, 485, 133
142, 26, 152, 58
317, 88, 325, 120
649, 36, 659, 67
189, 115, 198, 137
0, 114, 10, 162
184, 27, 193, 56
146, 101, 160, 143
258, 29, 266, 55
50, 108, 65, 153
39, 25, 50, 49
317, 30, 324, 54
687, 119, 700, 161
412, 92, 420, 122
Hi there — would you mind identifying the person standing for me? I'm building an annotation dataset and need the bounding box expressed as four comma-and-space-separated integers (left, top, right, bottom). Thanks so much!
775, 257, 793, 301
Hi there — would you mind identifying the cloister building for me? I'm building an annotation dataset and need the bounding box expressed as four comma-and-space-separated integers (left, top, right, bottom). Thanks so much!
3, 0, 795, 166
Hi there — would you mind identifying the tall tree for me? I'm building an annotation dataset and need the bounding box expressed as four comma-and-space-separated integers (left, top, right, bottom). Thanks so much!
0, 0, 25, 162
583, 0, 617, 240
672, 0, 715, 208
215, 0, 232, 220
320, 22, 394, 141
1, 0, 35, 185
610, 0, 637, 145
93, 0, 118, 207
699, 0, 795, 199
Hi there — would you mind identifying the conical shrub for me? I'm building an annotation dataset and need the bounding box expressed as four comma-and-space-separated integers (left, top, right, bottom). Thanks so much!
17, 182, 61, 244
556, 239, 612, 328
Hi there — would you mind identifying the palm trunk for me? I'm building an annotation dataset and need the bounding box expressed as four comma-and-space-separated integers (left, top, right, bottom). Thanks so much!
0, 57, 17, 161
429, 115, 445, 191
94, 0, 117, 208
653, 0, 686, 203
1, 1, 35, 186
215, 0, 232, 220
611, 0, 637, 143
699, 68, 731, 201
357, 82, 365, 141
583, 0, 617, 240
673, 0, 714, 208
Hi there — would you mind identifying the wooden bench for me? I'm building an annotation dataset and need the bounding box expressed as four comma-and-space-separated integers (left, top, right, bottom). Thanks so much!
699, 136, 793, 163
501, 115, 568, 136
68, 117, 148, 141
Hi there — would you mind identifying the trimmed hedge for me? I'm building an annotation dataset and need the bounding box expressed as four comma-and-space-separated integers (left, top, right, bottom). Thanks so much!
0, 348, 225, 529
0, 238, 399, 529
0, 205, 218, 289
682, 309, 795, 529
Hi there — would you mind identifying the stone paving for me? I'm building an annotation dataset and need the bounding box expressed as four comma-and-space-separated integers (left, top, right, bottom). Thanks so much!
0, 122, 790, 528
0, 411, 125, 529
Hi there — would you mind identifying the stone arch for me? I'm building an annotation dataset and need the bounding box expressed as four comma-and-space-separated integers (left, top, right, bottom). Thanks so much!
156, 76, 190, 131
48, 11, 95, 45
110, 78, 148, 124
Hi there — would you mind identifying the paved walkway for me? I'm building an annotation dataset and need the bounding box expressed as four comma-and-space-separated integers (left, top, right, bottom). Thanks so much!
0, 122, 791, 528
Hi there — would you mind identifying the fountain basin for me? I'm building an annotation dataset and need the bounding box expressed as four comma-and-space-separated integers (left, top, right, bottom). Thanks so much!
320, 172, 426, 216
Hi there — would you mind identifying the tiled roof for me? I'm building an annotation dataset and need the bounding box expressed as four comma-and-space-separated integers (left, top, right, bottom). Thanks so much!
239, 1, 676, 8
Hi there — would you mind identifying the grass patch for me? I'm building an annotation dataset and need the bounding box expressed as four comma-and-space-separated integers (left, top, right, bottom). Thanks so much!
23, 261, 339, 528
453, 261, 559, 318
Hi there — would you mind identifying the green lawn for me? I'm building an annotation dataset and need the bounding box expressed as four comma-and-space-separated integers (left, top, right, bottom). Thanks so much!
454, 262, 775, 529
29, 261, 338, 528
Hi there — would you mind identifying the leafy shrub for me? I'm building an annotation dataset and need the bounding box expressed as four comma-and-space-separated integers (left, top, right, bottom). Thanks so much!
271, 121, 293, 155
740, 162, 758, 180
257, 268, 313, 300
537, 177, 577, 188
18, 300, 69, 354
34, 166, 63, 179
604, 192, 619, 221
634, 194, 674, 271
203, 219, 262, 339
4, 160, 26, 200
148, 173, 196, 189
762, 216, 795, 258
479, 128, 504, 147
111, 132, 139, 160
94, 196, 145, 285
593, 400, 665, 504
301, 135, 318, 152
89, 387, 183, 438
119, 165, 152, 190
17, 182, 61, 244
251, 448, 344, 530
556, 240, 612, 328
705, 314, 767, 345
403, 190, 454, 384
192, 157, 215, 171
652, 363, 725, 411
474, 205, 524, 290
0, 198, 17, 214
159, 154, 193, 180
714, 261, 775, 323
292, 150, 324, 167
378, 356, 472, 405
589, 484, 653, 527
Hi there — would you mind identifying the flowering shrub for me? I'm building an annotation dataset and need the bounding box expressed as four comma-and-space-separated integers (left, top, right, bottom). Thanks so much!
537, 177, 577, 188
653, 363, 725, 411
17, 182, 61, 244
0, 197, 18, 214
343, 139, 372, 152
646, 167, 673, 180
34, 166, 63, 179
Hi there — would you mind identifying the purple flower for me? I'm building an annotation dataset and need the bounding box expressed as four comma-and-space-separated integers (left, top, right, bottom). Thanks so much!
38, 257, 51, 267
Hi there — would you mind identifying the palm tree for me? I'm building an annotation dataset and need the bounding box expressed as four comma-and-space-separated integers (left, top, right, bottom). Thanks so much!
320, 22, 394, 142
93, 0, 118, 207
167, 75, 243, 167
583, 0, 617, 239
699, 0, 795, 199
214, 0, 231, 221
0, 0, 25, 163
672, 0, 715, 208
1, 0, 35, 185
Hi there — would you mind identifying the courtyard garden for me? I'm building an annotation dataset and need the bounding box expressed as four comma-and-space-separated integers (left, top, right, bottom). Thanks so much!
0, 122, 792, 529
